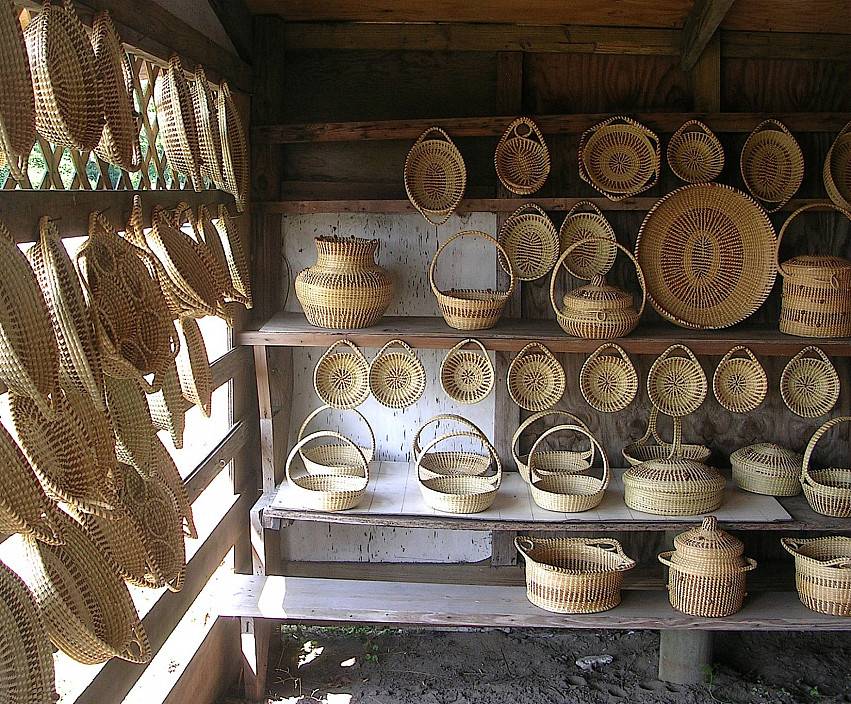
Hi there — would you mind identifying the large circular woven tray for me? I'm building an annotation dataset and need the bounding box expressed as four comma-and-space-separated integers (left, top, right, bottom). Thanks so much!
635, 183, 777, 329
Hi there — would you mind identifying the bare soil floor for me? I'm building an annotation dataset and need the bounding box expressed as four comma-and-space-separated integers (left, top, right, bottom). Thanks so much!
222, 626, 851, 704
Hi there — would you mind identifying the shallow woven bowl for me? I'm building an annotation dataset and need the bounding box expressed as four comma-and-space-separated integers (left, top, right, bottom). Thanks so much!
218, 80, 249, 211
741, 119, 804, 212
314, 339, 371, 410
780, 347, 840, 418
824, 128, 851, 210
507, 342, 565, 412
580, 344, 638, 413
404, 127, 466, 226
712, 346, 768, 414
494, 117, 550, 195
558, 201, 618, 280
440, 339, 494, 405
782, 536, 851, 616
368, 339, 426, 409
667, 119, 724, 184
497, 203, 558, 281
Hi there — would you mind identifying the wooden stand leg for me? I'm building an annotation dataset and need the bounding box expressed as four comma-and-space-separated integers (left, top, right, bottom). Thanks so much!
658, 630, 713, 684
241, 617, 273, 701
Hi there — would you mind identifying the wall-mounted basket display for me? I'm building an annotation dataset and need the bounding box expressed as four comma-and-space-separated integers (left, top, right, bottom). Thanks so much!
824, 120, 851, 210
741, 119, 804, 213
666, 119, 724, 184
780, 346, 840, 418
439, 338, 494, 405
712, 346, 768, 414
580, 343, 638, 413
154, 54, 202, 190
494, 117, 550, 195
506, 342, 565, 411
404, 126, 466, 226
313, 339, 370, 410
497, 203, 558, 281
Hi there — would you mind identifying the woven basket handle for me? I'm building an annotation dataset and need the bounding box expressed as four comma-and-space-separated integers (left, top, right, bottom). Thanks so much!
415, 126, 453, 147
587, 342, 631, 364
297, 404, 376, 457
790, 344, 832, 367
718, 345, 759, 366
583, 537, 636, 570
374, 338, 417, 361
514, 535, 535, 557
416, 430, 501, 489
430, 230, 517, 299
512, 341, 555, 363
505, 117, 543, 144
511, 409, 589, 468
507, 202, 549, 221
287, 430, 370, 484
565, 200, 606, 219
318, 338, 368, 366
776, 201, 851, 276
527, 423, 609, 491
413, 411, 489, 458
659, 553, 759, 576
119, 623, 153, 664
781, 537, 851, 567
801, 416, 851, 485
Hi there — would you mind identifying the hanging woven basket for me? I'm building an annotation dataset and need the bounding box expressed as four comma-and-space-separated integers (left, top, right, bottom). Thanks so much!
175, 317, 213, 417
824, 120, 851, 210
105, 375, 156, 477
580, 343, 638, 413
780, 346, 840, 418
741, 119, 804, 213
495, 117, 550, 195
712, 346, 768, 414
0, 0, 36, 184
557, 201, 618, 280
152, 437, 197, 539
314, 339, 370, 409
217, 80, 249, 211
412, 414, 494, 480
511, 409, 591, 483
667, 119, 724, 184
155, 53, 202, 190
215, 205, 253, 307
147, 357, 185, 448
368, 339, 426, 409
647, 344, 707, 418
506, 342, 565, 412
297, 404, 375, 476
192, 65, 224, 188
440, 338, 494, 404
404, 126, 467, 226
497, 203, 558, 282
800, 416, 851, 518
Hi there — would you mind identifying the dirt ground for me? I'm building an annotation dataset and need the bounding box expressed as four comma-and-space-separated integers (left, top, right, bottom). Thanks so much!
221, 626, 851, 704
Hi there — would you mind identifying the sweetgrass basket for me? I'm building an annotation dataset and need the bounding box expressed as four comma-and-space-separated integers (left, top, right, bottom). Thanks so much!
155, 53, 202, 190
511, 409, 591, 483
497, 203, 558, 281
192, 65, 224, 187
622, 407, 712, 467
104, 375, 156, 477
731, 442, 802, 497
430, 230, 516, 330
712, 346, 768, 414
780, 346, 840, 418
196, 203, 246, 305
175, 317, 213, 417
297, 405, 375, 476
413, 414, 494, 480
580, 343, 638, 413
0, 0, 36, 184
404, 127, 466, 226
824, 121, 851, 210
494, 117, 550, 195
557, 201, 617, 280
782, 536, 851, 615
623, 456, 726, 516
800, 416, 851, 518
741, 119, 804, 212
647, 344, 707, 418
153, 437, 197, 539
215, 204, 253, 307
506, 342, 565, 411
666, 119, 724, 184
147, 358, 186, 449
218, 80, 249, 211
515, 536, 635, 613
314, 339, 370, 409
440, 338, 494, 404
368, 339, 426, 409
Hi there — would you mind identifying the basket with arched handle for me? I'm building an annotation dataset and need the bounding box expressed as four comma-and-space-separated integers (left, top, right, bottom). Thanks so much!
413, 414, 494, 480
497, 202, 558, 281
800, 416, 851, 518
622, 407, 711, 467
297, 405, 375, 476
780, 346, 840, 418
494, 117, 550, 195
314, 339, 371, 409
368, 339, 426, 409
557, 201, 617, 280
667, 119, 724, 184
404, 127, 466, 226
782, 536, 851, 615
511, 409, 592, 483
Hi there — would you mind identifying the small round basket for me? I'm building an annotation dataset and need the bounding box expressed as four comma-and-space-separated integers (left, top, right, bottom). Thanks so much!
430, 230, 516, 330
297, 405, 375, 476
741, 119, 804, 213
731, 442, 802, 497
824, 122, 851, 210
404, 127, 466, 226
416, 431, 501, 514
497, 203, 558, 281
557, 201, 617, 280
667, 119, 724, 184
782, 536, 851, 616
286, 431, 369, 512
780, 346, 840, 418
507, 342, 565, 412
0, 0, 35, 184
494, 117, 550, 195
440, 338, 494, 405
580, 343, 638, 413
800, 416, 851, 518
622, 407, 711, 467
515, 536, 636, 614
314, 339, 371, 409
623, 456, 726, 516
369, 339, 426, 409
647, 344, 707, 418
413, 414, 494, 480
712, 346, 768, 414
511, 409, 591, 483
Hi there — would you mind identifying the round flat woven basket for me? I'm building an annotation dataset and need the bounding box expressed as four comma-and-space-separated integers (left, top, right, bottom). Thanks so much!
731, 442, 802, 497
147, 357, 185, 448
497, 203, 558, 281
0, 0, 36, 184
297, 404, 375, 476
578, 116, 660, 200
495, 117, 550, 195
741, 119, 804, 213
712, 346, 768, 414
413, 414, 494, 480
647, 344, 707, 418
105, 375, 156, 477
217, 80, 249, 211
782, 536, 851, 616
506, 342, 564, 411
635, 183, 777, 329
800, 416, 851, 517
155, 53, 202, 190
440, 338, 494, 404
214, 205, 253, 307
622, 407, 712, 467
780, 346, 840, 418
175, 317, 213, 417
192, 66, 224, 188
580, 343, 638, 413
404, 127, 466, 226
824, 122, 851, 210
369, 339, 426, 409
667, 119, 724, 184
314, 339, 370, 409
511, 409, 591, 483
557, 201, 617, 280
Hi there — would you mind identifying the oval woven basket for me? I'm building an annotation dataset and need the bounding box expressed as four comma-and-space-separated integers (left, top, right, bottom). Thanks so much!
824, 121, 851, 210
369, 339, 426, 409
622, 407, 712, 467
147, 358, 185, 449
497, 203, 558, 281
155, 53, 202, 190
515, 536, 635, 613
506, 342, 565, 412
731, 442, 802, 497
196, 204, 243, 305
218, 80, 249, 211
192, 65, 224, 188
494, 117, 550, 195
152, 437, 197, 539
511, 409, 591, 483
647, 344, 707, 418
0, 0, 36, 184
741, 119, 804, 212
440, 338, 494, 404
105, 375, 156, 477
175, 317, 213, 417
558, 201, 617, 280
782, 536, 851, 616
178, 203, 233, 323
578, 116, 660, 200
413, 414, 494, 480
215, 204, 253, 307
430, 230, 516, 330
667, 119, 724, 184
635, 183, 777, 330
314, 339, 370, 409
780, 346, 840, 418
712, 346, 768, 414
801, 416, 851, 518
404, 127, 467, 226
580, 343, 638, 413
297, 405, 375, 476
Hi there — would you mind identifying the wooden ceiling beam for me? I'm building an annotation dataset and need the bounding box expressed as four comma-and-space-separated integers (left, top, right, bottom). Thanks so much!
680, 0, 736, 71
205, 0, 254, 65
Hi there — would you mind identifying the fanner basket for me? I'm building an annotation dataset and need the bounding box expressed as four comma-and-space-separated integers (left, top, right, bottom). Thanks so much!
511, 409, 591, 483
667, 119, 724, 184
440, 338, 494, 405
155, 54, 202, 190
506, 342, 565, 412
413, 414, 494, 480
782, 536, 851, 616
404, 127, 466, 226
297, 405, 375, 476
800, 416, 851, 518
497, 203, 558, 282
741, 119, 804, 213
494, 117, 550, 195
824, 120, 851, 210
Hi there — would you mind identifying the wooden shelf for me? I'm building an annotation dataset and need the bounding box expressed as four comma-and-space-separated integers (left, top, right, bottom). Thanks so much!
240, 312, 851, 356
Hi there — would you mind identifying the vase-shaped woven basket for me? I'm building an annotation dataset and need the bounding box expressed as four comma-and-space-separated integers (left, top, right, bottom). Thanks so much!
580, 344, 638, 413
440, 338, 494, 404
647, 344, 707, 418
369, 339, 426, 409
824, 121, 851, 210
155, 53, 202, 190
0, 0, 36, 184
731, 442, 803, 497
192, 66, 224, 187
495, 117, 550, 195
404, 127, 467, 226
297, 405, 375, 476
622, 407, 712, 467
623, 456, 726, 516
512, 410, 591, 483
741, 119, 804, 213
776, 202, 851, 338
497, 203, 558, 281
314, 339, 370, 409
712, 346, 767, 414
579, 116, 660, 200
782, 536, 851, 616
217, 80, 249, 211
780, 346, 840, 418
667, 120, 724, 184
431, 231, 516, 330
558, 201, 618, 280
515, 536, 635, 613
801, 416, 851, 518
413, 414, 494, 480
507, 342, 565, 412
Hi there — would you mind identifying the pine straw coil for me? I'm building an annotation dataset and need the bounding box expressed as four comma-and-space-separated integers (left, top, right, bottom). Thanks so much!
440, 338, 494, 404
712, 346, 767, 414
413, 414, 494, 480
155, 53, 202, 190
512, 409, 591, 483
622, 407, 711, 467
297, 405, 375, 476
824, 120, 851, 210
780, 346, 840, 418
647, 344, 707, 418
0, 0, 36, 184
430, 230, 516, 330
557, 201, 617, 280
175, 317, 213, 417
731, 442, 802, 497
215, 204, 253, 307
741, 119, 804, 213
22, 511, 151, 665
782, 536, 851, 616
369, 339, 426, 409
515, 536, 635, 614
495, 117, 550, 196
800, 416, 851, 518
218, 80, 249, 211
404, 127, 466, 226
314, 339, 370, 409
506, 342, 564, 412
580, 343, 638, 413
192, 65, 224, 187
497, 203, 558, 282
667, 119, 724, 184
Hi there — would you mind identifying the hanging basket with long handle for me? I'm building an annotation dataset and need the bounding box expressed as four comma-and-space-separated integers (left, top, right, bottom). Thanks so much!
495, 117, 550, 195
800, 416, 851, 518
506, 342, 565, 412
824, 119, 851, 210
712, 345, 767, 414
622, 406, 711, 467
404, 126, 466, 226
741, 119, 804, 213
511, 409, 592, 483
297, 404, 375, 476
439, 338, 494, 404
412, 414, 494, 479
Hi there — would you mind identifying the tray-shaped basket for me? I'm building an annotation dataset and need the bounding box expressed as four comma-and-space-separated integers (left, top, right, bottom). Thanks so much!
369, 339, 426, 409
153, 437, 197, 539
494, 117, 550, 195
557, 201, 617, 280
801, 416, 851, 518
527, 425, 609, 513
314, 339, 370, 409
780, 346, 840, 418
286, 431, 369, 512
147, 358, 185, 449
507, 342, 565, 411
731, 442, 802, 497
175, 317, 213, 417
824, 121, 851, 210
105, 375, 156, 477
512, 409, 592, 483
155, 53, 202, 190
217, 80, 249, 211
404, 127, 466, 226
440, 338, 494, 404
430, 230, 516, 330
413, 414, 494, 480
192, 65, 224, 187
712, 345, 767, 414
579, 116, 660, 200
741, 119, 804, 212
623, 455, 726, 516
622, 407, 712, 467
635, 183, 777, 330
782, 536, 851, 616
215, 204, 253, 307
195, 204, 245, 305
497, 203, 558, 282
647, 344, 707, 418
0, 0, 36, 184
580, 343, 638, 413
515, 536, 635, 613
416, 431, 501, 514
297, 405, 375, 476
667, 119, 724, 184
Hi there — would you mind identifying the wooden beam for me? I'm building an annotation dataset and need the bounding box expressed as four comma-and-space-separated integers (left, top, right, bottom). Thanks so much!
722, 31, 851, 61
205, 0, 254, 65
185, 420, 250, 504
680, 0, 736, 71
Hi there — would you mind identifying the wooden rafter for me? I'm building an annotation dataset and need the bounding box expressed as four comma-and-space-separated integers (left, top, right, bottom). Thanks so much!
205, 0, 254, 65
680, 0, 736, 71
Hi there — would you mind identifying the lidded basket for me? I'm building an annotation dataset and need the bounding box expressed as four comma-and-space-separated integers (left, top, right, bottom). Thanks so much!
623, 456, 725, 516
731, 443, 802, 497
295, 236, 394, 329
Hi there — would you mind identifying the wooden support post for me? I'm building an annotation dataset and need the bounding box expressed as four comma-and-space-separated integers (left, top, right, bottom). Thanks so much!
241, 617, 274, 701
491, 530, 518, 566
658, 630, 713, 684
